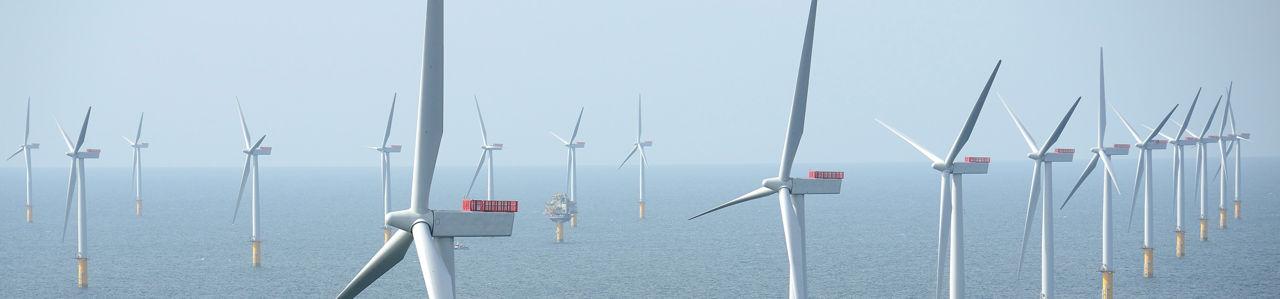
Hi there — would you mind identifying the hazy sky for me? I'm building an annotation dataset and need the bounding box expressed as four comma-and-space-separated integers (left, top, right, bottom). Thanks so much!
1, 0, 1277, 168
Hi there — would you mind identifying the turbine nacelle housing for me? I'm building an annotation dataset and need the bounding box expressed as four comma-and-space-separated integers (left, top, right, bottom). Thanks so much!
245, 146, 273, 155
569, 141, 586, 148
384, 209, 514, 238
639, 141, 653, 147
69, 148, 102, 159
1203, 135, 1221, 143
131, 142, 150, 149
482, 143, 503, 150
1138, 139, 1168, 150
1239, 132, 1251, 139
384, 145, 402, 153
1095, 145, 1130, 156
1041, 148, 1075, 162
939, 156, 990, 174
1171, 138, 1197, 146
26, 143, 40, 149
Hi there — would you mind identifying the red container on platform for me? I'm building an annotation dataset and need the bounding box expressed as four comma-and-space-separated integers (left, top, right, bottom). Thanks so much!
807, 170, 845, 180
461, 199, 519, 213
965, 156, 991, 163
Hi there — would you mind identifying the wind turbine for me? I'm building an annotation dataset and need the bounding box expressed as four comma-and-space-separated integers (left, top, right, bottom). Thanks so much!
550, 108, 585, 228
464, 96, 503, 202
1169, 96, 1221, 241
122, 113, 149, 217
1142, 88, 1200, 257
1060, 48, 1128, 299
336, 1, 515, 297
1001, 94, 1081, 299
1222, 87, 1250, 219
57, 107, 98, 288
232, 99, 272, 267
877, 61, 1002, 299
688, 1, 845, 297
6, 98, 39, 223
371, 94, 402, 242
1113, 102, 1179, 279
1216, 84, 1232, 229
618, 94, 653, 220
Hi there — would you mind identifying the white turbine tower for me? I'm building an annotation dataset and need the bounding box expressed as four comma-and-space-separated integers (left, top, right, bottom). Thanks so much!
1114, 103, 1180, 279
57, 108, 98, 288
232, 99, 271, 267
371, 94, 402, 242
1060, 48, 1129, 299
688, 1, 844, 297
122, 113, 149, 217
1170, 96, 1221, 241
550, 108, 585, 228
618, 94, 653, 220
1002, 94, 1081, 299
336, 1, 515, 297
1142, 88, 1200, 257
6, 98, 39, 223
877, 61, 1002, 299
464, 96, 502, 202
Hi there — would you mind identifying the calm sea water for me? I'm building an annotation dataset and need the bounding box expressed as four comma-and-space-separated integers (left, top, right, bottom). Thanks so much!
1, 158, 1277, 298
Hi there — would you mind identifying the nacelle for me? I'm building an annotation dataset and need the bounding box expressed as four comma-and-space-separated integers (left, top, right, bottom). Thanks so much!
75, 148, 102, 159
640, 141, 653, 147
571, 141, 586, 148
1044, 149, 1074, 162
386, 145, 402, 153
1143, 139, 1168, 150
1103, 145, 1129, 156
1239, 132, 1251, 139
252, 146, 273, 155
484, 143, 503, 150
133, 142, 150, 149
27, 143, 40, 149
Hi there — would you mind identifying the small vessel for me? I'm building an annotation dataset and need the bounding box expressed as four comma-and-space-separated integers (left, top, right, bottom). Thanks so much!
453, 242, 469, 250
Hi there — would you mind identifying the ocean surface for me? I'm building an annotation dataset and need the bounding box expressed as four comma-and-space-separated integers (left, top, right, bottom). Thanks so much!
1, 158, 1277, 298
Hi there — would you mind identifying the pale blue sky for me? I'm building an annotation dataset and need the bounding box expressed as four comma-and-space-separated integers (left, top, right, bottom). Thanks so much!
1, 0, 1276, 168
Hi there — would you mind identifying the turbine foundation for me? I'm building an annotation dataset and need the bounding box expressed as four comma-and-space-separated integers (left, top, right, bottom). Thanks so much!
1142, 247, 1154, 278
1219, 208, 1228, 229
383, 228, 391, 243
638, 201, 645, 220
1234, 200, 1241, 219
76, 257, 88, 288
135, 199, 142, 217
1175, 230, 1185, 257
251, 240, 262, 267
1199, 218, 1208, 241
555, 222, 565, 243
1100, 270, 1114, 299
570, 214, 578, 228
25, 204, 32, 223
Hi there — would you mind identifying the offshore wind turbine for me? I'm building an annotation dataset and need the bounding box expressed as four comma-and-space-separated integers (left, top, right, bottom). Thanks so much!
618, 94, 653, 220
337, 1, 515, 296
688, 0, 845, 297
1113, 102, 1179, 278
6, 98, 39, 223
550, 108, 585, 227
877, 61, 1001, 299
1001, 94, 1081, 299
1170, 96, 1221, 241
370, 94, 402, 242
57, 108, 98, 288
1222, 90, 1250, 219
1215, 85, 1232, 229
232, 99, 272, 267
1143, 88, 1200, 257
464, 96, 502, 202
1060, 48, 1128, 299
122, 113, 149, 217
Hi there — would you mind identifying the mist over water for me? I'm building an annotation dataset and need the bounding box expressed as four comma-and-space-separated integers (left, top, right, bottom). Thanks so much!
1, 158, 1277, 297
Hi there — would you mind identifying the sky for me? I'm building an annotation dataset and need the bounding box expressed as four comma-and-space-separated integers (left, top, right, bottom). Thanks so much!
1, 0, 1277, 168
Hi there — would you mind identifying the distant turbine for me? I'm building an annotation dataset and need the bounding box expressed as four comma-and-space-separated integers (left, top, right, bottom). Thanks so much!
1113, 102, 1179, 279
336, 1, 516, 297
550, 108, 585, 227
370, 94, 402, 242
1215, 84, 1232, 229
464, 95, 503, 202
1060, 48, 1129, 299
1142, 88, 1200, 257
1001, 94, 1081, 299
232, 99, 271, 267
1170, 96, 1222, 241
1220, 89, 1250, 219
122, 113, 149, 217
6, 98, 39, 223
618, 94, 653, 220
57, 108, 98, 288
689, 1, 845, 297
878, 60, 1001, 299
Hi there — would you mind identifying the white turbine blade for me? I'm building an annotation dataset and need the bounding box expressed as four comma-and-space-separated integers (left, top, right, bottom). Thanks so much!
1098, 48, 1107, 148
1171, 121, 1199, 139
618, 145, 639, 169
944, 60, 1002, 166
473, 95, 488, 146
875, 119, 942, 164
24, 97, 31, 144
636, 94, 643, 142
1142, 124, 1175, 141
1144, 105, 1180, 144
411, 224, 455, 299
463, 150, 488, 199
1199, 96, 1222, 137
55, 119, 74, 152
689, 187, 778, 220
1099, 154, 1123, 196
72, 107, 92, 153
1061, 153, 1100, 209
997, 93, 1038, 153
1037, 97, 1083, 156
1125, 151, 1146, 231
122, 136, 135, 146
1218, 96, 1231, 137
135, 113, 145, 142
569, 107, 585, 142
778, 0, 819, 179
231, 155, 252, 224
383, 93, 397, 148
1174, 88, 1201, 140
406, 0, 446, 214
336, 229, 414, 299
1015, 162, 1043, 278
5, 147, 23, 161
61, 159, 78, 240
236, 98, 252, 148
549, 131, 568, 145
1109, 104, 1144, 143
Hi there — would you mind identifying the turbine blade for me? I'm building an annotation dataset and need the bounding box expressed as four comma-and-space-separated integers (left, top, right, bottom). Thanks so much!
24, 97, 31, 144
236, 98, 252, 148
61, 160, 78, 241
1227, 82, 1236, 134
1100, 153, 1123, 196
336, 229, 414, 299
944, 60, 1002, 166
1038, 97, 1083, 156
464, 150, 487, 199
1126, 151, 1146, 231
1199, 96, 1222, 137
549, 131, 568, 145
1174, 88, 1201, 140
1098, 48, 1107, 148
411, 224, 455, 299
1218, 95, 1231, 137
997, 93, 1039, 153
636, 94, 643, 141
135, 113, 145, 142
1015, 162, 1043, 278
55, 119, 74, 152
778, 0, 819, 179
72, 107, 91, 153
1061, 153, 1100, 209
1171, 121, 1199, 139
474, 95, 488, 146
689, 187, 778, 220
875, 119, 942, 164
1142, 124, 1175, 141
232, 155, 252, 224
5, 147, 23, 161
1144, 105, 1180, 144
250, 135, 267, 151
1109, 104, 1144, 143
569, 107, 584, 142
122, 136, 134, 146
618, 145, 639, 169
383, 93, 397, 148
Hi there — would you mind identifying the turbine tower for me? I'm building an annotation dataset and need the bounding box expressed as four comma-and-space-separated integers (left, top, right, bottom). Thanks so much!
57, 108, 98, 288
232, 99, 272, 267
618, 94, 653, 220
550, 108, 585, 227
336, 1, 516, 297
689, 1, 845, 298
877, 61, 1001, 299
465, 96, 503, 202
1144, 88, 1200, 257
1061, 48, 1130, 299
1001, 94, 1081, 299
122, 113, 149, 217
371, 94, 402, 242
1113, 103, 1179, 279
6, 98, 39, 223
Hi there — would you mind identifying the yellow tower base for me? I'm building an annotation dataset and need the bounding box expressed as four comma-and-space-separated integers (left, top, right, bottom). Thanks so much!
1199, 218, 1208, 241
1142, 247, 1154, 278
1100, 270, 1114, 299
135, 200, 142, 217
251, 240, 262, 267
1219, 208, 1228, 229
25, 205, 32, 223
1175, 230, 1185, 257
555, 222, 565, 243
383, 228, 391, 243
76, 257, 89, 288
638, 202, 646, 219
1234, 201, 1241, 219
570, 214, 578, 228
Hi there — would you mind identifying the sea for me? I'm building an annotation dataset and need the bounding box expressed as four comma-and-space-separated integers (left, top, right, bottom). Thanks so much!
1, 158, 1277, 298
